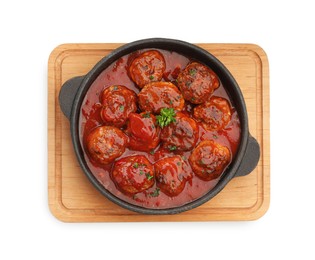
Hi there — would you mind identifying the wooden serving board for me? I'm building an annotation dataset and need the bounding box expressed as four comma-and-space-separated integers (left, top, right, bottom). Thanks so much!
48, 43, 270, 222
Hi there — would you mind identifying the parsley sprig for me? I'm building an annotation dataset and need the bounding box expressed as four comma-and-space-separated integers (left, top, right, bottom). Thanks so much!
149, 188, 160, 197
156, 108, 176, 128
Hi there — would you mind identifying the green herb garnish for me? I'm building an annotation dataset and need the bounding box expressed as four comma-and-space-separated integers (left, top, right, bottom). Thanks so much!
199, 159, 205, 165
150, 149, 155, 155
119, 105, 124, 111
149, 75, 154, 80
150, 188, 160, 197
139, 170, 145, 175
156, 108, 176, 128
185, 81, 192, 88
145, 173, 154, 180
142, 112, 151, 118
133, 162, 139, 169
189, 69, 197, 76
169, 145, 177, 151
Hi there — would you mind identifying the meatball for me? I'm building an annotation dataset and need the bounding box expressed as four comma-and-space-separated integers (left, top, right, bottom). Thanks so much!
111, 155, 155, 195
160, 112, 198, 151
100, 85, 137, 127
129, 50, 166, 88
85, 126, 128, 165
138, 82, 184, 113
154, 156, 192, 197
189, 140, 231, 181
176, 62, 219, 104
193, 96, 232, 131
126, 112, 160, 152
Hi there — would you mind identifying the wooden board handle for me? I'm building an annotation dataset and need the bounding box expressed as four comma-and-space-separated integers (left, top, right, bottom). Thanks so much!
58, 76, 84, 119
234, 134, 260, 177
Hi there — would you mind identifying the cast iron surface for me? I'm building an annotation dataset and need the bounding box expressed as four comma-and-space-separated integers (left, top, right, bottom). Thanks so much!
59, 38, 260, 214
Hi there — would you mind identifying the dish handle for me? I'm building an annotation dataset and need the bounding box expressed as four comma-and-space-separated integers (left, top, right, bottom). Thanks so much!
234, 134, 260, 177
58, 76, 84, 120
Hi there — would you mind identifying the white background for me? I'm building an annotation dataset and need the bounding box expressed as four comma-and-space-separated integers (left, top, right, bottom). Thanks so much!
1, 0, 314, 259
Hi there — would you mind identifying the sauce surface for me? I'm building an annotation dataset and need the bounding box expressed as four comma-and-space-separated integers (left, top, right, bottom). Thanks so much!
79, 49, 241, 209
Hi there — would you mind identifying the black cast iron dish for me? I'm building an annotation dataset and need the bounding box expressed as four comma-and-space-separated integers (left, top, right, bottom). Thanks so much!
59, 38, 260, 214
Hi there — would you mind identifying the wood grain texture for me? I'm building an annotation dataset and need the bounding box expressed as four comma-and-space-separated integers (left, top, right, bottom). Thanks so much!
48, 43, 270, 222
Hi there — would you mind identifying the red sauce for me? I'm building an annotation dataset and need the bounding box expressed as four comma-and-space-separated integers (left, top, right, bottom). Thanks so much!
79, 49, 241, 209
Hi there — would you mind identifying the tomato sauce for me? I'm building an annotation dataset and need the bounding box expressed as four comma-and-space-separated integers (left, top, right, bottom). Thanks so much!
79, 49, 241, 209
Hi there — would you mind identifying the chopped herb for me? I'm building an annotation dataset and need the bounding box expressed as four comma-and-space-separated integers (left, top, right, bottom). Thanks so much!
142, 112, 151, 118
150, 149, 155, 155
213, 134, 218, 139
119, 105, 124, 111
207, 169, 214, 174
182, 155, 187, 161
149, 75, 154, 80
156, 108, 176, 128
150, 188, 160, 197
145, 173, 154, 180
185, 81, 192, 88
169, 100, 173, 105
199, 159, 205, 165
133, 162, 139, 169
176, 161, 182, 166
139, 170, 145, 175
113, 85, 118, 91
191, 97, 196, 102
189, 68, 197, 76
169, 145, 177, 151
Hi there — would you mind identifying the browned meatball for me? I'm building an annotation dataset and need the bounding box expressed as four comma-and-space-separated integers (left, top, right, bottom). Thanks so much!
193, 96, 232, 131
111, 155, 155, 195
129, 50, 166, 88
154, 156, 192, 197
160, 112, 199, 151
138, 82, 184, 113
100, 85, 137, 127
85, 126, 128, 165
189, 140, 231, 181
176, 62, 219, 104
